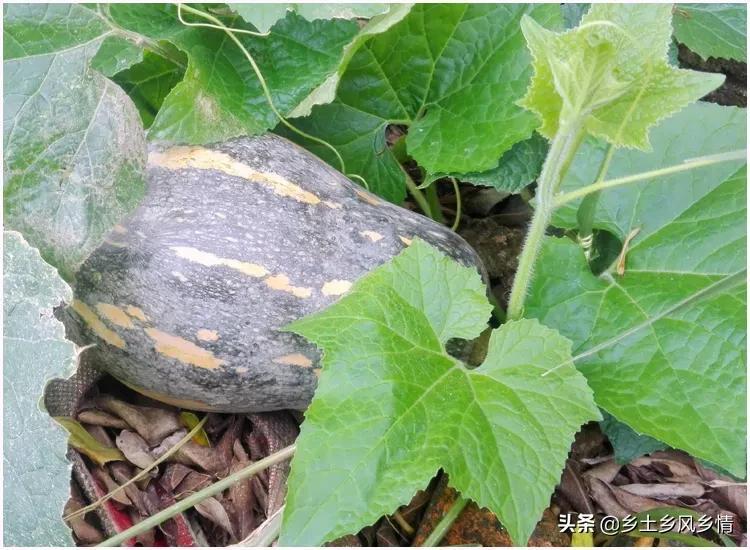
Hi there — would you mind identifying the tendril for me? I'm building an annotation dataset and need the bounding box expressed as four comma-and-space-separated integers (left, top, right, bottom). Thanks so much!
175, 3, 370, 189
449, 177, 462, 231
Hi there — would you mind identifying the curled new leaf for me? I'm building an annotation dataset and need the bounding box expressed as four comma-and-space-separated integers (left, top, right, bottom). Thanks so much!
519, 4, 725, 149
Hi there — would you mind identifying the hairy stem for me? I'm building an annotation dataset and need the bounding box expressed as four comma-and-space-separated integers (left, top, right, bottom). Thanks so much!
507, 121, 583, 320
97, 444, 296, 547
420, 496, 468, 546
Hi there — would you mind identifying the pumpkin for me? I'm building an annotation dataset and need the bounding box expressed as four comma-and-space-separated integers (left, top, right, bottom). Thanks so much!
63, 135, 486, 412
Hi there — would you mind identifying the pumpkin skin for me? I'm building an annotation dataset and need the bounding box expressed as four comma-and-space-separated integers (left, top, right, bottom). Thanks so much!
63, 134, 487, 413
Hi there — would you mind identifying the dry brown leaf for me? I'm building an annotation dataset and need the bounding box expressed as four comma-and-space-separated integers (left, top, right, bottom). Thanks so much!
65, 488, 104, 544
228, 456, 256, 540
195, 496, 235, 539
78, 409, 129, 429
92, 466, 131, 506
619, 482, 706, 499
560, 461, 595, 514
587, 477, 631, 517
109, 462, 150, 515
115, 430, 154, 470
174, 470, 213, 498
693, 459, 747, 520
97, 395, 182, 446
160, 462, 194, 492
584, 458, 622, 484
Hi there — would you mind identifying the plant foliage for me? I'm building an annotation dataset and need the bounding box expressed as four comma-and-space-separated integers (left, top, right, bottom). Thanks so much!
229, 3, 390, 34
3, 231, 76, 546
282, 3, 561, 200
2, 3, 747, 546
673, 3, 747, 62
3, 4, 147, 280
528, 103, 747, 476
281, 240, 600, 545
520, 4, 724, 149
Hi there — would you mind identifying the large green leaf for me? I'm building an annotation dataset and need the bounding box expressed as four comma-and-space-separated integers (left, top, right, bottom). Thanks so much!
230, 3, 391, 34
90, 35, 145, 77
527, 103, 747, 476
673, 4, 747, 62
107, 4, 361, 144
3, 3, 147, 280
287, 4, 414, 119
520, 4, 724, 149
428, 133, 549, 193
281, 240, 599, 545
3, 231, 76, 546
283, 4, 561, 202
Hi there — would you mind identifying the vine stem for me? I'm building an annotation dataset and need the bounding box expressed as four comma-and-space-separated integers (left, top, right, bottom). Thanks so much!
403, 168, 436, 219
425, 184, 446, 224
507, 121, 583, 320
97, 444, 296, 547
420, 496, 468, 546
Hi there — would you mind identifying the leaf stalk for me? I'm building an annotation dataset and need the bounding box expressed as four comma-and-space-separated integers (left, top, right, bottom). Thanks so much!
555, 150, 746, 208
402, 168, 436, 219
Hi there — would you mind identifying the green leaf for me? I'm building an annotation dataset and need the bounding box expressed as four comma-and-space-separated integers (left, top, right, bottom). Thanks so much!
281, 239, 599, 545
600, 412, 667, 464
284, 4, 561, 201
3, 3, 147, 280
111, 49, 187, 128
3, 231, 76, 546
55, 417, 126, 466
107, 4, 361, 144
519, 4, 724, 149
90, 35, 144, 77
230, 3, 391, 34
429, 133, 549, 193
287, 4, 414, 119
673, 4, 747, 62
526, 105, 747, 476
562, 3, 590, 29
555, 103, 746, 241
